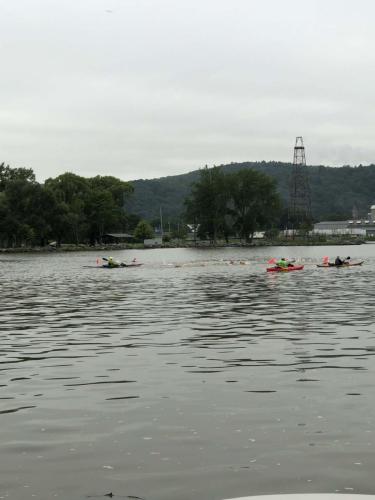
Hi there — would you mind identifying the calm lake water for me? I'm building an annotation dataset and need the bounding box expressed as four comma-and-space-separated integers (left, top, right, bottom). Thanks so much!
1, 245, 375, 500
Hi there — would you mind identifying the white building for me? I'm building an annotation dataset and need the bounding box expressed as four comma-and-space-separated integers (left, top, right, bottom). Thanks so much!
313, 221, 366, 236
313, 205, 375, 236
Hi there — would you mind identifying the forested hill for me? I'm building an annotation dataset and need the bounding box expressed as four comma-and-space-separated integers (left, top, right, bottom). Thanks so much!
127, 162, 375, 222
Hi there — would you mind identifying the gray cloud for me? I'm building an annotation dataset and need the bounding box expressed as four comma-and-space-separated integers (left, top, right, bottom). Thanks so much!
0, 0, 375, 181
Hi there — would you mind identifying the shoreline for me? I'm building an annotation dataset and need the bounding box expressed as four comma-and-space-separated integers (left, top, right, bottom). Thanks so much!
0, 240, 365, 254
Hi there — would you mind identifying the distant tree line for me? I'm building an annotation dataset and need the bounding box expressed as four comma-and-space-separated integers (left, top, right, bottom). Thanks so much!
185, 166, 281, 243
3, 158, 375, 248
127, 161, 375, 223
0, 164, 141, 248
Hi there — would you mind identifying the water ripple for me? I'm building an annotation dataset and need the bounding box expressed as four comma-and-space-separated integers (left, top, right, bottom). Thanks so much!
1, 248, 375, 499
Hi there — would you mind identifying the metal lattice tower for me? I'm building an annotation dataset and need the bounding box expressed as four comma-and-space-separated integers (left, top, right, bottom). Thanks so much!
288, 136, 311, 229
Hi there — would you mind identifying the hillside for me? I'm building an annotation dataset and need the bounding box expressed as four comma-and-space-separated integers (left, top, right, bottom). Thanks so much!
126, 162, 375, 222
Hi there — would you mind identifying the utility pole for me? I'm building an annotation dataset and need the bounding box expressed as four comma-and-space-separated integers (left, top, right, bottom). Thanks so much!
288, 137, 311, 236
122, 192, 127, 231
160, 206, 164, 238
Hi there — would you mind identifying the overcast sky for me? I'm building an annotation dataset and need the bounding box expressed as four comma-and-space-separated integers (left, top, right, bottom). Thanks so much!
1, 0, 375, 181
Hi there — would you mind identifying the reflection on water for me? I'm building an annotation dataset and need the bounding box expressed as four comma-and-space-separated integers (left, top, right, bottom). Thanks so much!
1, 247, 375, 500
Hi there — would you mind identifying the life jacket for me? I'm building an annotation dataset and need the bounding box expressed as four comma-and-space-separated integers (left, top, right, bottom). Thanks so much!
276, 259, 288, 268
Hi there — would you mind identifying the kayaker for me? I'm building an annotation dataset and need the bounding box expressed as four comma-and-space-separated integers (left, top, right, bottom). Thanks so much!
335, 256, 343, 266
108, 256, 120, 268
276, 258, 288, 269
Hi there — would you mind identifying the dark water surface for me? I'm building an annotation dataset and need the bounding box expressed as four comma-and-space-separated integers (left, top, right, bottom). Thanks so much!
1, 246, 375, 500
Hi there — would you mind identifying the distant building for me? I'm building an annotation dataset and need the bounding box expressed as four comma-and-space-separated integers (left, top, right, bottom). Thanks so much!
103, 233, 134, 244
144, 237, 163, 247
368, 205, 375, 221
253, 231, 265, 239
313, 205, 375, 237
347, 220, 375, 236
313, 221, 365, 236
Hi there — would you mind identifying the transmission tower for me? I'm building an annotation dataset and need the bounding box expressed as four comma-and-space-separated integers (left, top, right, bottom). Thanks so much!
288, 136, 311, 231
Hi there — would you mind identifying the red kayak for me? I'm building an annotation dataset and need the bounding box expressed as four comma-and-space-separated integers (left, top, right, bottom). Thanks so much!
267, 265, 304, 272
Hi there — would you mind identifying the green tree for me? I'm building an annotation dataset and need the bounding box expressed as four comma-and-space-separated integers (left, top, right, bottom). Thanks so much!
171, 223, 188, 240
45, 172, 88, 204
0, 163, 35, 191
228, 169, 281, 242
45, 172, 134, 245
134, 220, 154, 240
0, 165, 139, 248
85, 189, 120, 244
123, 213, 141, 232
45, 173, 89, 244
85, 176, 134, 244
1, 179, 60, 246
185, 166, 229, 244
88, 175, 133, 205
